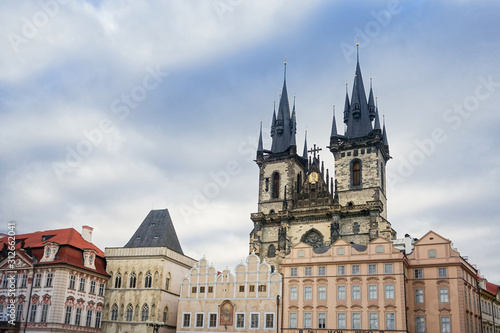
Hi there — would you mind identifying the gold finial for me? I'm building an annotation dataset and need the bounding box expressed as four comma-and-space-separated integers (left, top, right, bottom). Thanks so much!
284, 55, 287, 65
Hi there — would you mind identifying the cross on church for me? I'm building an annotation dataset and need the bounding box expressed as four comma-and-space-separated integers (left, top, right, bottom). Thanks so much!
308, 144, 322, 159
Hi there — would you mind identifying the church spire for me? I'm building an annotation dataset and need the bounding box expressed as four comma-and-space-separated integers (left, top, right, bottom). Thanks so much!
258, 121, 263, 152
343, 83, 350, 124
374, 97, 381, 130
345, 43, 372, 138
382, 115, 389, 146
331, 105, 338, 137
368, 77, 376, 121
290, 101, 297, 146
303, 131, 308, 160
270, 60, 293, 153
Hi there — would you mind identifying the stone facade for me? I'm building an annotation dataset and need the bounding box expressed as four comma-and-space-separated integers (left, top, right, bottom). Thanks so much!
479, 278, 500, 333
177, 253, 282, 333
102, 247, 195, 333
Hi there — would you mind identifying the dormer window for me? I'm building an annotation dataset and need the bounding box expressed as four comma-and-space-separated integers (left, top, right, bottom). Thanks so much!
40, 242, 59, 263
83, 249, 97, 269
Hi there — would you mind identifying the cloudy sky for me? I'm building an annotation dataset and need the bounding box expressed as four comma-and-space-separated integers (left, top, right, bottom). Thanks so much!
1, 0, 499, 282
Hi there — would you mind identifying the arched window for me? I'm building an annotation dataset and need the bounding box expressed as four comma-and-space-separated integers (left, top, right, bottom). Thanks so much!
114, 273, 121, 288
126, 304, 133, 321
380, 162, 385, 193
144, 272, 152, 288
165, 273, 171, 291
352, 160, 361, 186
129, 273, 136, 288
141, 304, 149, 322
297, 172, 302, 193
272, 172, 280, 198
111, 304, 118, 321
268, 244, 276, 258
163, 307, 169, 324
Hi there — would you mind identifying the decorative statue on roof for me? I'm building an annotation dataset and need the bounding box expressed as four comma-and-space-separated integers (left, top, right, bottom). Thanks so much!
330, 221, 340, 244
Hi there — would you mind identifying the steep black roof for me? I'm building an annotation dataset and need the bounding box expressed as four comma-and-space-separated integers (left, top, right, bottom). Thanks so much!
124, 209, 184, 254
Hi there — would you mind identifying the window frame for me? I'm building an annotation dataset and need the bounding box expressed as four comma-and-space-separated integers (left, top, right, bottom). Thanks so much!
236, 312, 245, 329
182, 313, 191, 328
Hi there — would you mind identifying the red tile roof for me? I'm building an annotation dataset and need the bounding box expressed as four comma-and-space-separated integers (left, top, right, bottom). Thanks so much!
0, 228, 107, 276
486, 281, 499, 295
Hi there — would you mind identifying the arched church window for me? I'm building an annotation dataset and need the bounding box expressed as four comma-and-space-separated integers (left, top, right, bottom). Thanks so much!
129, 273, 136, 288
111, 304, 118, 321
144, 272, 152, 288
352, 160, 361, 186
163, 306, 169, 323
114, 273, 121, 288
166, 273, 171, 290
268, 244, 276, 258
126, 304, 133, 321
272, 172, 280, 198
141, 304, 149, 321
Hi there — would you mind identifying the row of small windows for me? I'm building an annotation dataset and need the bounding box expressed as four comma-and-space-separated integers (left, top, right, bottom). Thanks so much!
1, 273, 53, 289
413, 267, 448, 279
481, 299, 500, 317
112, 272, 171, 290
289, 263, 394, 277
64, 306, 102, 328
289, 311, 396, 330
0, 303, 51, 323
110, 303, 168, 323
68, 275, 105, 296
182, 312, 275, 330
289, 284, 396, 301
190, 284, 267, 294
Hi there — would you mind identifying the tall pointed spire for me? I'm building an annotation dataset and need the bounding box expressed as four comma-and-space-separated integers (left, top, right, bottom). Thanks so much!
345, 42, 373, 138
343, 83, 350, 125
382, 115, 389, 146
368, 77, 376, 121
331, 105, 338, 137
258, 121, 263, 152
302, 131, 308, 160
270, 59, 293, 153
290, 102, 297, 146
374, 97, 381, 130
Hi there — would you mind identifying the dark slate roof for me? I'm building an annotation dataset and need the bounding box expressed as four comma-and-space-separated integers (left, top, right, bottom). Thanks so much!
124, 209, 184, 254
351, 243, 367, 252
313, 246, 330, 254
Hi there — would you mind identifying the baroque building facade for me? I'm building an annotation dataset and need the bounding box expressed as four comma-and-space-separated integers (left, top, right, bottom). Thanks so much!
102, 209, 196, 333
177, 253, 281, 333
250, 49, 396, 270
0, 226, 108, 332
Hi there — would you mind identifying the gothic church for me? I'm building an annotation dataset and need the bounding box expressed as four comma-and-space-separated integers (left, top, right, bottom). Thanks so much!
250, 49, 396, 270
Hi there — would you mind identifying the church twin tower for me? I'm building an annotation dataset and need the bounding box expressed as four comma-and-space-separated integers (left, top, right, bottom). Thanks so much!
250, 50, 396, 270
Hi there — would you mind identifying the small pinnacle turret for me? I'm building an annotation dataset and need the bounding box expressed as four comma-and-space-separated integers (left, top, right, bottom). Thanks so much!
303, 131, 308, 160
331, 106, 338, 137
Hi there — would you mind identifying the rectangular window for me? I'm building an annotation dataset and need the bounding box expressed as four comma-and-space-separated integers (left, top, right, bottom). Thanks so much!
251, 313, 259, 328
337, 285, 346, 300
29, 304, 37, 322
209, 313, 217, 328
304, 286, 312, 300
86, 310, 92, 327
46, 273, 53, 287
318, 266, 326, 276
239, 285, 245, 292
368, 264, 377, 274
386, 312, 395, 330
249, 285, 255, 292
428, 249, 436, 258
304, 312, 312, 328
289, 313, 297, 329
376, 245, 384, 253
337, 247, 344, 255
34, 273, 42, 287
337, 265, 346, 275
265, 313, 274, 329
183, 313, 191, 328
337, 313, 346, 329
369, 313, 378, 329
352, 264, 360, 275
64, 306, 72, 325
208, 286, 214, 293
69, 275, 76, 289
16, 304, 23, 322
40, 304, 49, 323
439, 288, 449, 303
414, 268, 423, 279
79, 278, 86, 292
236, 313, 245, 328
192, 286, 197, 293
318, 286, 326, 300
290, 286, 297, 300
304, 267, 312, 276
441, 316, 451, 333
385, 284, 395, 299
75, 307, 82, 326
415, 289, 424, 303
318, 313, 326, 329
90, 281, 96, 294
258, 284, 266, 292
21, 274, 27, 288
95, 311, 102, 328
416, 316, 426, 333
384, 263, 394, 274
290, 267, 298, 277
352, 312, 361, 329
200, 286, 205, 293
369, 285, 378, 299
196, 313, 204, 328
352, 285, 361, 300
438, 267, 448, 278
98, 283, 105, 296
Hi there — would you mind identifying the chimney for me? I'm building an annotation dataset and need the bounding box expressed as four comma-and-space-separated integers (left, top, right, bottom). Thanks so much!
82, 226, 93, 243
